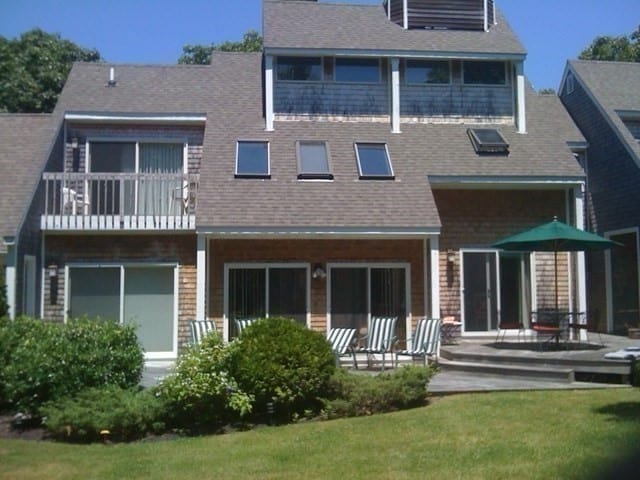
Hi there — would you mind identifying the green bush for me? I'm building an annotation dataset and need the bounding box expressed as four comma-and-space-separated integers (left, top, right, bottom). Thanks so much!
155, 332, 252, 433
0, 283, 8, 318
2, 316, 144, 414
322, 365, 434, 418
225, 318, 336, 421
41, 386, 166, 443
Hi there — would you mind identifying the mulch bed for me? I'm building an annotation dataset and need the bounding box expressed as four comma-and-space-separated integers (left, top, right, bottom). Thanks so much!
0, 415, 47, 441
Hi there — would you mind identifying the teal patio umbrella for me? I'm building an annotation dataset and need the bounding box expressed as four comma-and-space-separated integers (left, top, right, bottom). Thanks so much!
492, 217, 621, 311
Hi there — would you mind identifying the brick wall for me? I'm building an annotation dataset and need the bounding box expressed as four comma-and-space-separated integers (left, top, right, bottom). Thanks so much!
43, 234, 196, 349
208, 238, 426, 335
434, 189, 571, 321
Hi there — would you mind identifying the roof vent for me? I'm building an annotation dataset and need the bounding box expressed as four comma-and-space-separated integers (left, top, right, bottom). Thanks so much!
107, 67, 117, 87
385, 0, 496, 31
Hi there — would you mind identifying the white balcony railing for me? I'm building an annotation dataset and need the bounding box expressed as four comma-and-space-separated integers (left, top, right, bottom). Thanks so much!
41, 172, 199, 231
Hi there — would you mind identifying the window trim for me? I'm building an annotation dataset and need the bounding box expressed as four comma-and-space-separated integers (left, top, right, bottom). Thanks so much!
566, 73, 575, 95
462, 60, 508, 86
354, 142, 395, 180
334, 57, 382, 84
404, 59, 451, 85
296, 140, 333, 180
235, 140, 271, 178
223, 263, 311, 341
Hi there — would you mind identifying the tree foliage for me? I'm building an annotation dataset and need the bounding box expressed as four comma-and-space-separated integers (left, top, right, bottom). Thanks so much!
0, 28, 101, 113
178, 30, 262, 65
579, 26, 640, 62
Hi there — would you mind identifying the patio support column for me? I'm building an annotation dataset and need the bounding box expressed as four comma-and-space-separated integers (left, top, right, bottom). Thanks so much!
196, 234, 207, 320
574, 185, 588, 340
391, 58, 401, 133
515, 60, 527, 134
430, 236, 441, 318
265, 55, 275, 132
4, 242, 16, 319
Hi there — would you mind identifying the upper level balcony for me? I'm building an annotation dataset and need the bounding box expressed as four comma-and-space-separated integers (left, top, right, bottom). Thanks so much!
41, 172, 199, 231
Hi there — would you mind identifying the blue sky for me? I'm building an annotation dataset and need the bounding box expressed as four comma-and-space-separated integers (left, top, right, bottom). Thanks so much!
0, 0, 637, 90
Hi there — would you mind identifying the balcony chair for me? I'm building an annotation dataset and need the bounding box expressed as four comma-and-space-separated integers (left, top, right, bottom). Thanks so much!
189, 320, 216, 345
234, 318, 257, 336
357, 316, 398, 371
327, 327, 358, 369
395, 318, 441, 367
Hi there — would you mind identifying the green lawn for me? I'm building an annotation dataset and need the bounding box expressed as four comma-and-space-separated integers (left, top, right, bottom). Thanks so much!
1, 388, 639, 480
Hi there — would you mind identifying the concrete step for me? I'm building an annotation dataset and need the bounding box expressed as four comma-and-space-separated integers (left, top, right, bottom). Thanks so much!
438, 358, 575, 383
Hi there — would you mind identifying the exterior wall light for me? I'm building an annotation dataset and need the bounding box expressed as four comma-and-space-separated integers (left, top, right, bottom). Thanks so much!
312, 264, 326, 279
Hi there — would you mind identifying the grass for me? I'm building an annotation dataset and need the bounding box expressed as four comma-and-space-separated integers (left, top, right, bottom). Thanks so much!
1, 388, 639, 479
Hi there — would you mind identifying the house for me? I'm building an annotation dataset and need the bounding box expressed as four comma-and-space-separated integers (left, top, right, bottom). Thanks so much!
0, 113, 55, 319
29, 0, 586, 360
559, 60, 640, 334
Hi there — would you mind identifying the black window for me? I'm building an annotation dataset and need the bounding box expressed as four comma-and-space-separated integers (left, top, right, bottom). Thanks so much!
405, 60, 450, 84
463, 61, 507, 85
335, 58, 380, 83
276, 57, 322, 81
236, 141, 270, 177
468, 128, 509, 154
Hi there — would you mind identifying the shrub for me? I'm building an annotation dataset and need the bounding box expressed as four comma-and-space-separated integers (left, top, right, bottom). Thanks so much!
41, 386, 166, 443
225, 318, 336, 421
2, 316, 144, 414
155, 332, 252, 433
0, 283, 8, 318
322, 365, 434, 418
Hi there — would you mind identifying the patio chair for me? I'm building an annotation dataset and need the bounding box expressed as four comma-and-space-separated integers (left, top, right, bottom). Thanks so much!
327, 327, 358, 368
495, 320, 525, 343
395, 318, 441, 367
190, 320, 216, 345
234, 318, 256, 336
357, 316, 398, 371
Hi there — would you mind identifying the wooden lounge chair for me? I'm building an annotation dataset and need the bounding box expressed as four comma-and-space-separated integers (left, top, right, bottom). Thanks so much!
327, 327, 358, 368
357, 316, 398, 371
190, 320, 216, 345
395, 318, 441, 367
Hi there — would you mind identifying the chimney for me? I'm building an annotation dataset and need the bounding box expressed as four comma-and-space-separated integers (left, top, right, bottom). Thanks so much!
107, 67, 117, 87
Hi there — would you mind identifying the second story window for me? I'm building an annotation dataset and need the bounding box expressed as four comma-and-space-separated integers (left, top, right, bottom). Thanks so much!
355, 143, 394, 179
297, 141, 332, 180
236, 141, 270, 178
405, 60, 450, 84
335, 58, 380, 83
276, 56, 322, 81
463, 61, 507, 85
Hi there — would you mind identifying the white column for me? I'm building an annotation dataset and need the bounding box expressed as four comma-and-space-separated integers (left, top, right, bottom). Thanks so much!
391, 58, 401, 134
265, 55, 275, 132
574, 185, 588, 340
430, 236, 441, 319
196, 235, 207, 320
5, 243, 16, 319
403, 0, 409, 29
515, 61, 527, 134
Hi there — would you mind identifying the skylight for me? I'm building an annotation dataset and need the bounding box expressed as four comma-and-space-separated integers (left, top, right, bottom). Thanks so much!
236, 141, 270, 177
297, 141, 332, 180
355, 143, 394, 179
468, 128, 509, 154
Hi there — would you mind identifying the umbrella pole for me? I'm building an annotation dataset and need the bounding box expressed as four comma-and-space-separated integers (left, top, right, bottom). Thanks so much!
554, 250, 559, 312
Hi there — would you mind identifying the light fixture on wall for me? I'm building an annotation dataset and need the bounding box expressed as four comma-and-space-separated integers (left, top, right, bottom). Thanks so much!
70, 137, 79, 150
312, 264, 326, 279
446, 249, 456, 264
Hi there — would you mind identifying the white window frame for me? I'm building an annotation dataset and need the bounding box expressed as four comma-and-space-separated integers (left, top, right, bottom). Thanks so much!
223, 263, 311, 341
566, 73, 575, 95
64, 262, 179, 360
354, 142, 394, 179
235, 140, 271, 178
326, 262, 411, 345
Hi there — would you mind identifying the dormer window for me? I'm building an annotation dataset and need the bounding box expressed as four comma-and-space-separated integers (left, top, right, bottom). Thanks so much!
335, 58, 380, 83
468, 129, 509, 154
355, 143, 394, 179
405, 60, 450, 84
297, 141, 332, 180
276, 57, 322, 81
463, 61, 507, 85
236, 141, 270, 178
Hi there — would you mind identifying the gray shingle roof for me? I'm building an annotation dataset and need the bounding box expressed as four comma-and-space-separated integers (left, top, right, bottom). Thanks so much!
568, 60, 640, 164
0, 114, 55, 252
196, 52, 583, 231
263, 0, 526, 57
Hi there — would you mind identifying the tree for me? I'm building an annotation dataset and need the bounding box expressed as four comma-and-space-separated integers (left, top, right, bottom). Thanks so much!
0, 28, 101, 113
539, 88, 556, 95
579, 26, 640, 62
178, 30, 262, 65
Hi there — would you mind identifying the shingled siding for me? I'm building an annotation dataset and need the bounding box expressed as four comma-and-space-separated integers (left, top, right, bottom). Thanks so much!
433, 189, 571, 322
43, 234, 196, 350
400, 84, 513, 122
274, 82, 389, 119
63, 124, 204, 175
208, 238, 426, 338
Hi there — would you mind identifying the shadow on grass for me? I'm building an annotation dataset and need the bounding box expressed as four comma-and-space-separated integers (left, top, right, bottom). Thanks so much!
593, 401, 640, 422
